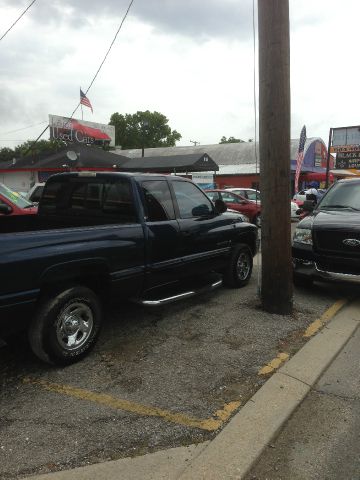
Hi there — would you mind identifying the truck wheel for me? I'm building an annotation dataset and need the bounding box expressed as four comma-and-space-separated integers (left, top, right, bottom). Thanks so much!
223, 244, 253, 288
29, 286, 102, 365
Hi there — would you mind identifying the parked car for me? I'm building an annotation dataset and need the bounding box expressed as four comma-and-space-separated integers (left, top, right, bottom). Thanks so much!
225, 188, 260, 203
25, 182, 45, 205
206, 189, 261, 226
292, 177, 360, 286
0, 172, 258, 365
226, 188, 300, 220
0, 183, 37, 216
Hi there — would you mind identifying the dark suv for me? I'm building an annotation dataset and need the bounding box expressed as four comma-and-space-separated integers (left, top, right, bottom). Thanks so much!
292, 178, 360, 285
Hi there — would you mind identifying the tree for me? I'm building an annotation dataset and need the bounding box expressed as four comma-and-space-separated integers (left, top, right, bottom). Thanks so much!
0, 139, 66, 163
219, 136, 245, 144
14, 139, 64, 158
109, 110, 181, 150
0, 147, 15, 163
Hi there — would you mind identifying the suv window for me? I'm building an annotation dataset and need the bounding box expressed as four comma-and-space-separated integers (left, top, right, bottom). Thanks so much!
319, 181, 360, 210
172, 181, 213, 218
142, 180, 175, 222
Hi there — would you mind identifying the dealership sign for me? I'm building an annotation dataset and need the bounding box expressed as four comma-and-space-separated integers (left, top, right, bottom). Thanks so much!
335, 152, 360, 169
332, 126, 360, 147
330, 145, 360, 153
192, 173, 215, 189
49, 114, 115, 147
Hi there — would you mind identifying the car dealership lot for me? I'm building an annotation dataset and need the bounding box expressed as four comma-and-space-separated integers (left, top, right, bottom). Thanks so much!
0, 267, 354, 479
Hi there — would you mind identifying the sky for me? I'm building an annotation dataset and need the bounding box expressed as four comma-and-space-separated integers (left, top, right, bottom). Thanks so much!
0, 0, 359, 150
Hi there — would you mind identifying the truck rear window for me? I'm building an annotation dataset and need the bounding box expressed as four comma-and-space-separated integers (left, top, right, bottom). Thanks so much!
40, 178, 137, 224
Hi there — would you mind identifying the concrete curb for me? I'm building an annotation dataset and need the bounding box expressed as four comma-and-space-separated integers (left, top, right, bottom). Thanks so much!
178, 299, 360, 479
24, 300, 360, 480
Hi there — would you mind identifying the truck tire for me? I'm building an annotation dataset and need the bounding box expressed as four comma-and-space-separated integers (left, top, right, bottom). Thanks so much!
28, 286, 102, 365
223, 244, 253, 288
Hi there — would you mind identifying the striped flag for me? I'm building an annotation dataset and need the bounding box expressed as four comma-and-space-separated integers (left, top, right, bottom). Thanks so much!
80, 88, 93, 113
294, 125, 307, 193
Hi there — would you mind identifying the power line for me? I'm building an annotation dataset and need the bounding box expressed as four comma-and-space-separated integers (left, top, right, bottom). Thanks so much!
0, 0, 37, 42
3, 121, 47, 135
0, 139, 35, 142
70, 0, 135, 118
25, 0, 135, 155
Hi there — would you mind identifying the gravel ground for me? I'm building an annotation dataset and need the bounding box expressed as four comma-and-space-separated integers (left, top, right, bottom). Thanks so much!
0, 263, 353, 479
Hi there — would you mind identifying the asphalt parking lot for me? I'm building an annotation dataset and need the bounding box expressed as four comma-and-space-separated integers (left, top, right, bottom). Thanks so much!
2, 253, 356, 480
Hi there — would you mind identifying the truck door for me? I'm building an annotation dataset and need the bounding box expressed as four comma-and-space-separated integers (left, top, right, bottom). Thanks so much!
140, 180, 182, 289
171, 180, 231, 276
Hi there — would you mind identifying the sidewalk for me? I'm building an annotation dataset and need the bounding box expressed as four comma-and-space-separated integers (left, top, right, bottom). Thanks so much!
245, 320, 360, 479
24, 299, 360, 480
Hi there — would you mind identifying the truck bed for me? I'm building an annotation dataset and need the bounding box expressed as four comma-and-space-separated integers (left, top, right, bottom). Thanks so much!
0, 212, 134, 234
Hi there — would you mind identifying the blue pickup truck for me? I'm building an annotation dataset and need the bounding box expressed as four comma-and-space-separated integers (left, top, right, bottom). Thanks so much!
0, 172, 257, 365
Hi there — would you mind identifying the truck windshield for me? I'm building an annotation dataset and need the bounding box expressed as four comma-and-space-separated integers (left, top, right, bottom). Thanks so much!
319, 181, 360, 211
0, 183, 33, 208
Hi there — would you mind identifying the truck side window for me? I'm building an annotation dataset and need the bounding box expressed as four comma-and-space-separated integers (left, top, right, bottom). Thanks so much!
41, 181, 65, 211
172, 181, 213, 218
86, 184, 104, 210
71, 183, 87, 209
103, 181, 137, 223
142, 181, 175, 222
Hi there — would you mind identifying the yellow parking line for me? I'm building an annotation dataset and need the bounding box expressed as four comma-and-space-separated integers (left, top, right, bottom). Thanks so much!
303, 299, 347, 338
258, 352, 289, 375
23, 377, 240, 432
259, 299, 347, 376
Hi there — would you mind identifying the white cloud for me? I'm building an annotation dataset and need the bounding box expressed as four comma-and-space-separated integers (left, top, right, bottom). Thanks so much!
0, 0, 359, 149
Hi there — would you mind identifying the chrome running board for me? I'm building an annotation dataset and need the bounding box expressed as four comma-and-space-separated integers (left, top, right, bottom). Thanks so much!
133, 279, 223, 306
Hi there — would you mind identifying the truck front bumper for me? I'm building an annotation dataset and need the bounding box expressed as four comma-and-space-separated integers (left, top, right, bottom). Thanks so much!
293, 243, 360, 284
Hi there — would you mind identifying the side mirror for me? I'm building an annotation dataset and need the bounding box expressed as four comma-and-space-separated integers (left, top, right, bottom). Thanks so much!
214, 199, 227, 214
302, 200, 315, 212
0, 204, 13, 215
192, 204, 211, 217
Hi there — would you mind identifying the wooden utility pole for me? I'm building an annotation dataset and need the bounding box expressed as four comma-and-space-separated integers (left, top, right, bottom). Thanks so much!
258, 0, 293, 314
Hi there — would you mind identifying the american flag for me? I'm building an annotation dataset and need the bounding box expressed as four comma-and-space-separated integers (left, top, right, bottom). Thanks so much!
80, 88, 93, 113
294, 125, 307, 193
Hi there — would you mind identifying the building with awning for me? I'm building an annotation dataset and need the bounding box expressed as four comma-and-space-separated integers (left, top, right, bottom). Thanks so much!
117, 137, 334, 192
0, 136, 333, 194
0, 144, 129, 192
118, 153, 218, 174
0, 146, 218, 192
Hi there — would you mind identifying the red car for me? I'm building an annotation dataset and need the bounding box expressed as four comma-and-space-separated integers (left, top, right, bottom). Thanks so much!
206, 189, 261, 226
0, 183, 37, 216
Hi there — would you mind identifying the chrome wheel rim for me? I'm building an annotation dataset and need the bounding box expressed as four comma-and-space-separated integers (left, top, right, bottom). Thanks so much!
255, 215, 261, 227
236, 252, 251, 280
56, 302, 93, 351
